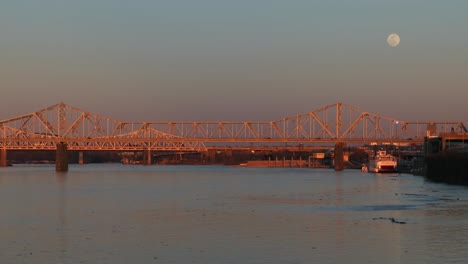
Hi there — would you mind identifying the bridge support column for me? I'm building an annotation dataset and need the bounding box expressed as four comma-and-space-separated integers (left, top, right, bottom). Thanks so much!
56, 142, 68, 172
0, 148, 7, 167
78, 151, 84, 165
208, 149, 216, 162
334, 142, 344, 171
146, 149, 152, 165
226, 149, 233, 162
201, 151, 208, 163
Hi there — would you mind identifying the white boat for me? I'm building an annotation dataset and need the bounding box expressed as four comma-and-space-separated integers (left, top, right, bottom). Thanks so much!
367, 150, 397, 173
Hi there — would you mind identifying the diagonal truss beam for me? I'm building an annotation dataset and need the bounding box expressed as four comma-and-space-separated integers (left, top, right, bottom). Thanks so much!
1, 102, 467, 151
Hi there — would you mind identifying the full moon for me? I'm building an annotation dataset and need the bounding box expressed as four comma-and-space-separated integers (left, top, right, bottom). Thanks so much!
387, 33, 400, 47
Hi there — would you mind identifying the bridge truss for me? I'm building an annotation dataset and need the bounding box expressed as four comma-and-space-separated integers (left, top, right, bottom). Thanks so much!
1, 102, 466, 151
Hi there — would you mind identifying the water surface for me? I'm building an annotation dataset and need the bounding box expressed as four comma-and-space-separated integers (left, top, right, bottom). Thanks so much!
1, 164, 468, 263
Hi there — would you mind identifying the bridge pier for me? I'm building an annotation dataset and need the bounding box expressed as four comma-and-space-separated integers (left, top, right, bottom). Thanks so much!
0, 148, 7, 167
56, 142, 68, 172
208, 149, 216, 162
334, 142, 344, 171
78, 151, 84, 165
225, 149, 233, 163
145, 149, 152, 165
201, 151, 208, 163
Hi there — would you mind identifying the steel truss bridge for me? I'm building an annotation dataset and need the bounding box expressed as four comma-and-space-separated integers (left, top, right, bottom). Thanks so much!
1, 102, 466, 152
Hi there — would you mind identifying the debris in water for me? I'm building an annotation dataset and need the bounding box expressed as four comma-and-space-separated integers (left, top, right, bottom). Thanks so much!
372, 217, 406, 224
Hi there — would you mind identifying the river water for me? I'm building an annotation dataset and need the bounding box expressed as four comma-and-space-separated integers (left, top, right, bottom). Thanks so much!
1, 164, 468, 264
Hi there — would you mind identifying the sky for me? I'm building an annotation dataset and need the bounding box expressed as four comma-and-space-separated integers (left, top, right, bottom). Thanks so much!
1, 0, 467, 122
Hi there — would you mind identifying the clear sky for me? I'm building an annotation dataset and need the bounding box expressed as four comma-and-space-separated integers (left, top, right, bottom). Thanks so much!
1, 0, 467, 122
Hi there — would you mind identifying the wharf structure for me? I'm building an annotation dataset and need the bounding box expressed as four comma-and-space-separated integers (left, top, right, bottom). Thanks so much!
423, 132, 468, 185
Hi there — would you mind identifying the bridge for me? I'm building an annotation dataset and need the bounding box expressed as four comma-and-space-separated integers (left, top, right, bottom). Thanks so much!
1, 102, 466, 170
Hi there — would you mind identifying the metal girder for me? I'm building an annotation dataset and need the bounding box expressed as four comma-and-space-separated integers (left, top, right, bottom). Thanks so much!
309, 112, 336, 139
1, 102, 466, 151
340, 112, 368, 139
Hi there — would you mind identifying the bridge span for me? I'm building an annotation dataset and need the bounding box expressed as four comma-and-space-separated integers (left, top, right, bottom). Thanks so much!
1, 102, 466, 170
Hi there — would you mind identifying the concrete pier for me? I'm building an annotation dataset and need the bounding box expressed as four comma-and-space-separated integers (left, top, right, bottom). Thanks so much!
56, 142, 69, 172
334, 142, 344, 171
146, 149, 152, 165
78, 151, 84, 165
208, 149, 216, 162
0, 148, 7, 167
226, 149, 233, 158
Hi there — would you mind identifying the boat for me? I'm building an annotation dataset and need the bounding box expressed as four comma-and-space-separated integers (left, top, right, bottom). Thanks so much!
367, 150, 397, 173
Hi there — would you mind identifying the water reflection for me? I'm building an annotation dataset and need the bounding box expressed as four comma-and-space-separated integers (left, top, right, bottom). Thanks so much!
56, 172, 68, 263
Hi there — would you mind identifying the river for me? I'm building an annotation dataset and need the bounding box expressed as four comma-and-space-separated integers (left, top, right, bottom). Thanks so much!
1, 164, 468, 263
